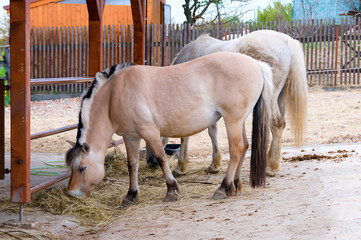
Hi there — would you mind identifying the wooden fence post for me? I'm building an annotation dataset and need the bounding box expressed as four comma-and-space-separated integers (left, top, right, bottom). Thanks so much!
334, 26, 339, 86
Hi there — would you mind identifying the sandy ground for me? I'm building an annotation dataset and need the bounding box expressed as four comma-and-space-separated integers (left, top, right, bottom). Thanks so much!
1, 86, 361, 239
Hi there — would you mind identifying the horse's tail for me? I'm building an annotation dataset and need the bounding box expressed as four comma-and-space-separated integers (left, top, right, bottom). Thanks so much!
250, 61, 273, 188
284, 38, 308, 147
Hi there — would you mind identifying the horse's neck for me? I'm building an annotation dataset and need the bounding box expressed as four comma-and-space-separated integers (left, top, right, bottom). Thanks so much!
83, 99, 115, 155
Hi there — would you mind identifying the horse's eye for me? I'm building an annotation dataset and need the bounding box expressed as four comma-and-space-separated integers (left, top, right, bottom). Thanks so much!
79, 166, 88, 173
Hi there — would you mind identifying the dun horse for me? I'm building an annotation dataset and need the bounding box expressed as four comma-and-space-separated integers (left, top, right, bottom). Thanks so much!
66, 52, 274, 205
148, 30, 308, 177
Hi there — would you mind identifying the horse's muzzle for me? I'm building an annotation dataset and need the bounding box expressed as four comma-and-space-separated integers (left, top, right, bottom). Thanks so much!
68, 189, 87, 198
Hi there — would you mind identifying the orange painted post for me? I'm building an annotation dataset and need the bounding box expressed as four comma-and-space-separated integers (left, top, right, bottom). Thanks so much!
86, 0, 105, 75
131, 0, 145, 65
10, 0, 31, 203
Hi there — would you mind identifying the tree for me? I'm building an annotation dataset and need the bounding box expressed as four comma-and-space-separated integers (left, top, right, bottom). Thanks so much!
298, 0, 321, 20
257, 1, 293, 23
182, 0, 222, 24
212, 0, 251, 24
343, 0, 361, 11
182, 0, 251, 25
0, 13, 9, 45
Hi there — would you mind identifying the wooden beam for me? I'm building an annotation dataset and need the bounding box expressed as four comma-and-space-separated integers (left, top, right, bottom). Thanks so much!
30, 0, 62, 9
131, 0, 145, 65
10, 0, 31, 203
86, 0, 105, 75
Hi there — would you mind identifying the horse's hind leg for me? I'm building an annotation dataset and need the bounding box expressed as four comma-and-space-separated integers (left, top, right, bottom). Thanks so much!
146, 137, 169, 167
121, 137, 141, 207
142, 130, 179, 202
172, 137, 190, 177
233, 124, 249, 194
207, 123, 222, 173
213, 121, 244, 199
267, 90, 286, 176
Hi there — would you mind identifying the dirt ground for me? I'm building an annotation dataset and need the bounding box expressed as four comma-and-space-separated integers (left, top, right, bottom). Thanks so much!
1, 86, 361, 239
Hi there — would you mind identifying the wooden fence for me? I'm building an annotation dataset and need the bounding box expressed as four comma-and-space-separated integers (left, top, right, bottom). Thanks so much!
28, 18, 361, 93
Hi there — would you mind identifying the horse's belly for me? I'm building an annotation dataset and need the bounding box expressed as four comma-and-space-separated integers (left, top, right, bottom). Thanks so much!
159, 110, 221, 138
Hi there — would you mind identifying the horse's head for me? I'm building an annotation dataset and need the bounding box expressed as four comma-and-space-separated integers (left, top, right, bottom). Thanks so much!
65, 143, 105, 197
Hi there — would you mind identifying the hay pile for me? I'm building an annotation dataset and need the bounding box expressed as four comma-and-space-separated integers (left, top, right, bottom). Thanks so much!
0, 146, 227, 227
27, 147, 168, 227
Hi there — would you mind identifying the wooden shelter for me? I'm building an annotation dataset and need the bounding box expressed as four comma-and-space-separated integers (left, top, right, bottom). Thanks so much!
0, 0, 149, 215
4, 0, 168, 28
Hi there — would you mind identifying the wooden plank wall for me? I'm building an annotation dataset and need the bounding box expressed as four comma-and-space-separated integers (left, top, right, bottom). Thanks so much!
30, 3, 134, 28
28, 19, 361, 94
28, 2, 164, 28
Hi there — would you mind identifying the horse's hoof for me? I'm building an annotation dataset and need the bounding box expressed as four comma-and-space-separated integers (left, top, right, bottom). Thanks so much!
172, 169, 185, 178
121, 198, 136, 207
146, 155, 159, 168
206, 166, 220, 174
163, 192, 178, 202
234, 180, 242, 194
212, 189, 227, 200
266, 167, 276, 177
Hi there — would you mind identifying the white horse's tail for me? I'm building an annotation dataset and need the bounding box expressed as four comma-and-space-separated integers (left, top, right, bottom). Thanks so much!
250, 61, 273, 187
285, 39, 308, 147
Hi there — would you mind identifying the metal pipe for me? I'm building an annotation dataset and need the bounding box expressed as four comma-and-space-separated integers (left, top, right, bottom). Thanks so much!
0, 79, 4, 180
30, 171, 71, 194
30, 77, 92, 86
19, 204, 23, 222
31, 124, 77, 140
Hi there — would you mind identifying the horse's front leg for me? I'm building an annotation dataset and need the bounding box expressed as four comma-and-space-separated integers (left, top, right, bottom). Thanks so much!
207, 123, 222, 173
121, 137, 141, 207
172, 137, 190, 177
213, 122, 244, 199
143, 130, 179, 202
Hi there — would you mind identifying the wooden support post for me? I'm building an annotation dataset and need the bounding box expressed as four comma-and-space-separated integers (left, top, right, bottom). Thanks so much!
86, 0, 105, 75
10, 0, 31, 203
131, 0, 145, 65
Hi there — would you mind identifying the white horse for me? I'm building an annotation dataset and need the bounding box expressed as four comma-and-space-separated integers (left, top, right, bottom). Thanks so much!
147, 30, 308, 176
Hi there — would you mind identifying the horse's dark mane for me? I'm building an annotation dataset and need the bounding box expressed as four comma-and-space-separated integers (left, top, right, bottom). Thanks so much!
75, 63, 134, 146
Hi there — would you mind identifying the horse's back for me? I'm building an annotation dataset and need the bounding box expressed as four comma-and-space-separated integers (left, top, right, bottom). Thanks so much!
107, 52, 266, 138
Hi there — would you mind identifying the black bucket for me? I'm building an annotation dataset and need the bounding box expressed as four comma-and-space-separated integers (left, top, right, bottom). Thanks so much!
164, 144, 181, 156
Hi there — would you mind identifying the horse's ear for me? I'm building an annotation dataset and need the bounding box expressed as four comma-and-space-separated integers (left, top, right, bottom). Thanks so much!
82, 143, 90, 153
66, 140, 76, 147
